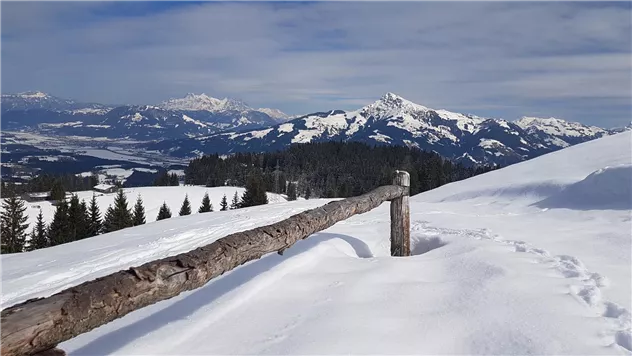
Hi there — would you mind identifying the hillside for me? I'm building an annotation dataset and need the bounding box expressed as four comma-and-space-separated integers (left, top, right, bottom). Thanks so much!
2, 132, 631, 354
21, 186, 288, 227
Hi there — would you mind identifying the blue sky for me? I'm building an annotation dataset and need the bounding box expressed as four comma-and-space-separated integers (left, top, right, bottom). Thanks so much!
2, 1, 630, 127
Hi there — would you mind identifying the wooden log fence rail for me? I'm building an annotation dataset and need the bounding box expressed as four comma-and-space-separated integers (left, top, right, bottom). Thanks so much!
1, 171, 411, 356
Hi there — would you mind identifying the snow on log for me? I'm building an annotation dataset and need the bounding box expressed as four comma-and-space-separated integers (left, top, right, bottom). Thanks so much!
1, 183, 409, 356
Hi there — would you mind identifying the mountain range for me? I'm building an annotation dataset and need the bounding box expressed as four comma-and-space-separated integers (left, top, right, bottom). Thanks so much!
1, 92, 288, 139
2, 91, 627, 166
146, 92, 623, 166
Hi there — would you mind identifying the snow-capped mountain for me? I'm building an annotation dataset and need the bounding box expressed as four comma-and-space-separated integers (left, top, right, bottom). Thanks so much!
2, 91, 619, 166
159, 93, 250, 112
1, 91, 108, 113
147, 93, 617, 166
1, 92, 283, 140
160, 93, 289, 122
256, 107, 291, 121
514, 116, 608, 147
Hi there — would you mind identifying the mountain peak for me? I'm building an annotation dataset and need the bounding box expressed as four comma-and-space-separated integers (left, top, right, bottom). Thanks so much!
364, 92, 430, 117
256, 107, 290, 121
18, 91, 51, 99
2, 91, 53, 100
515, 116, 606, 138
160, 93, 250, 112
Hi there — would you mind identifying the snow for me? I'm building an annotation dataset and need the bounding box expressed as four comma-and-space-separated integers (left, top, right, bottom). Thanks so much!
181, 114, 208, 128
121, 113, 145, 122
257, 107, 290, 120
160, 93, 250, 112
479, 138, 505, 148
71, 108, 110, 115
535, 164, 632, 210
368, 131, 392, 143
40, 121, 83, 128
247, 128, 273, 139
277, 123, 294, 133
516, 116, 607, 138
11, 91, 50, 99
168, 169, 185, 177
17, 186, 288, 235
435, 109, 484, 133
93, 184, 115, 191
2, 132, 631, 354
344, 111, 366, 136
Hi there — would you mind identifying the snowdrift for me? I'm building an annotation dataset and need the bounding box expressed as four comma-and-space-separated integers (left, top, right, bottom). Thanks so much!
535, 164, 632, 210
2, 132, 630, 355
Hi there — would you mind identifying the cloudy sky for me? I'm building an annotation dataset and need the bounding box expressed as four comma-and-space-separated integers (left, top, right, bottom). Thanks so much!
2, 1, 630, 127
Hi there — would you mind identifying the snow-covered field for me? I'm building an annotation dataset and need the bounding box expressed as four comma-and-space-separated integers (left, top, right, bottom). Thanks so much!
2, 132, 631, 355
22, 186, 287, 227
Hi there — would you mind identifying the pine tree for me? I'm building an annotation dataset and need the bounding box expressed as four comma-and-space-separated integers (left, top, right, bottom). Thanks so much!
305, 186, 311, 200
287, 182, 297, 201
48, 200, 69, 246
132, 194, 146, 226
157, 202, 172, 220
28, 209, 49, 251
0, 195, 29, 253
102, 189, 133, 233
240, 174, 269, 208
67, 194, 89, 241
179, 194, 192, 216
50, 180, 66, 201
87, 194, 102, 236
230, 191, 240, 209
198, 192, 213, 213
154, 171, 170, 186
169, 173, 180, 186
220, 194, 228, 211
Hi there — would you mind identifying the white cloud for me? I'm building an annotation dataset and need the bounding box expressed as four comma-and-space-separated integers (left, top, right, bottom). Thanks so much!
1, 2, 630, 127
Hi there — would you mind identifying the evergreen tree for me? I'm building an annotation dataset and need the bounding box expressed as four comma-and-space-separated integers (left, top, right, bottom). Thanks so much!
287, 182, 297, 201
87, 194, 102, 236
240, 174, 269, 208
0, 195, 29, 253
50, 180, 66, 201
220, 194, 228, 211
305, 186, 311, 200
156, 202, 172, 220
154, 171, 170, 186
67, 194, 89, 241
132, 194, 146, 226
102, 189, 133, 233
169, 173, 180, 186
48, 200, 69, 246
28, 209, 49, 250
230, 191, 240, 210
198, 192, 213, 213
179, 194, 192, 216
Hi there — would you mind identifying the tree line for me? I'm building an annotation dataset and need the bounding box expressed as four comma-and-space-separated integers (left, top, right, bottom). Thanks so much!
0, 174, 101, 199
1, 179, 269, 254
184, 141, 497, 199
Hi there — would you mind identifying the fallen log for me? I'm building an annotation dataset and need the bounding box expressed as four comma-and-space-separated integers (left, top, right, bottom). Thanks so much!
1, 184, 408, 356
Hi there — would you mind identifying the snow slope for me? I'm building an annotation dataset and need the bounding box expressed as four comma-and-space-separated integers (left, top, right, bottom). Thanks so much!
22, 186, 287, 227
2, 132, 631, 354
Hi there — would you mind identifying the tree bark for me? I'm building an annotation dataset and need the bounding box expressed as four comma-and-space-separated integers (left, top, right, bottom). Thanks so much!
390, 171, 411, 256
1, 184, 408, 356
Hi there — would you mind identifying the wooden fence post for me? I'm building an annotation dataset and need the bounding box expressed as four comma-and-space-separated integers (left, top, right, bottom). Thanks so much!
390, 170, 410, 256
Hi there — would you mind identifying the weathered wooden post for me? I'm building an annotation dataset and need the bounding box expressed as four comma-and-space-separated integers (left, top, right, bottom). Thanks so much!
390, 170, 410, 256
